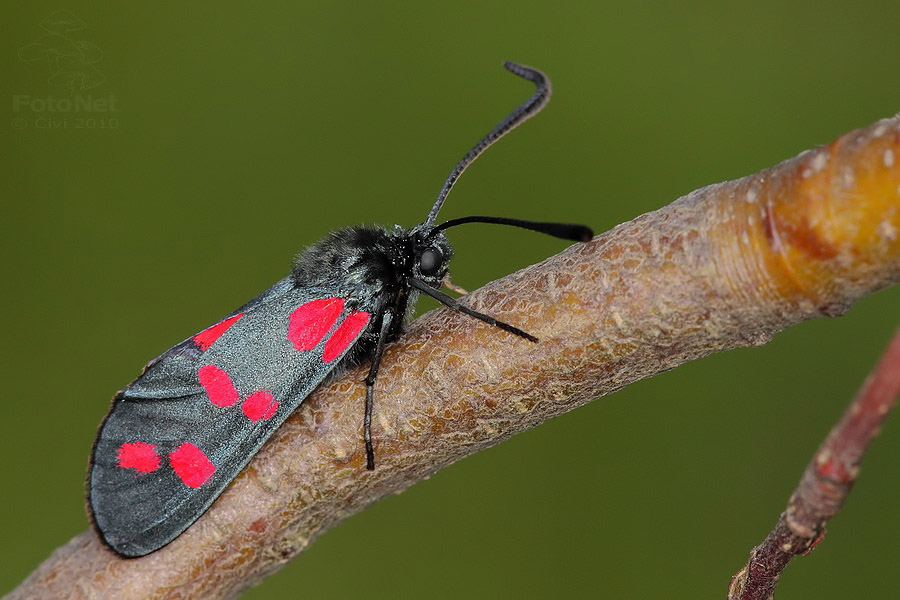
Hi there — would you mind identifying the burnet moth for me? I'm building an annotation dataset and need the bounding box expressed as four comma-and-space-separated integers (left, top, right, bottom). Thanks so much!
88, 61, 593, 557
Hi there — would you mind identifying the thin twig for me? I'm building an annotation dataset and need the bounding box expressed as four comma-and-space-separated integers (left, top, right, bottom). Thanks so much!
728, 329, 900, 599
8, 115, 900, 599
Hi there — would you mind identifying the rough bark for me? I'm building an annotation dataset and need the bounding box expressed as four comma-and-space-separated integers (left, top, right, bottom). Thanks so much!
8, 115, 900, 600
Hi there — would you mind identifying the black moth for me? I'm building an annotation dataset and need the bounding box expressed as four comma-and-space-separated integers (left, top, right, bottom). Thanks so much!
88, 62, 593, 557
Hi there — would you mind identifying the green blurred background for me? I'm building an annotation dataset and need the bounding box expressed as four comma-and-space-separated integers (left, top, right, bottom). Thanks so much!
2, 1, 898, 598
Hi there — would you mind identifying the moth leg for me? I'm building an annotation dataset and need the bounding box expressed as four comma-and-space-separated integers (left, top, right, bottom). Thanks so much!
363, 309, 395, 470
409, 278, 538, 343
442, 276, 469, 296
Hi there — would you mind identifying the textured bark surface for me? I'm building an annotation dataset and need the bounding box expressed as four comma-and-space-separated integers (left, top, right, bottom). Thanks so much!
8, 115, 900, 600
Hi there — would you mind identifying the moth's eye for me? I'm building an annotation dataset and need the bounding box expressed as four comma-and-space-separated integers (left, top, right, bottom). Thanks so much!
418, 248, 442, 276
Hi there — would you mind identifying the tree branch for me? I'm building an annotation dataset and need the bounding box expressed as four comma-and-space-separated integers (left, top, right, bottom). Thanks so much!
728, 328, 900, 599
9, 115, 900, 599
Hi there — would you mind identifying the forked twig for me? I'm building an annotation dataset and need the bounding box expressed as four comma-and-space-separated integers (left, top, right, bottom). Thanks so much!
729, 330, 900, 599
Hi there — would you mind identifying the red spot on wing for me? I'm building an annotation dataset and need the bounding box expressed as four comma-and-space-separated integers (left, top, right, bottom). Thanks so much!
198, 365, 239, 408
242, 391, 278, 422
169, 443, 216, 488
117, 442, 160, 474
288, 298, 345, 352
193, 314, 244, 351
322, 311, 370, 363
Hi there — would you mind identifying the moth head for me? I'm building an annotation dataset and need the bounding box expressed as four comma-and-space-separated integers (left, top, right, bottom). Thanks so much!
410, 229, 453, 286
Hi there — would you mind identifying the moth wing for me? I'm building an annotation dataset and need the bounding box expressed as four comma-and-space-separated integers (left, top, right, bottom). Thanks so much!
89, 281, 375, 557
144, 276, 297, 367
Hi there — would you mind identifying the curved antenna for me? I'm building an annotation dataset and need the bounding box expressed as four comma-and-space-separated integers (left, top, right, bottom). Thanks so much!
432, 215, 593, 242
424, 61, 551, 227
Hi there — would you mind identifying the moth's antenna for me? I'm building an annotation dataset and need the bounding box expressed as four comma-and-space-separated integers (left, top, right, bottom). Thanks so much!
433, 216, 593, 242
423, 62, 551, 227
